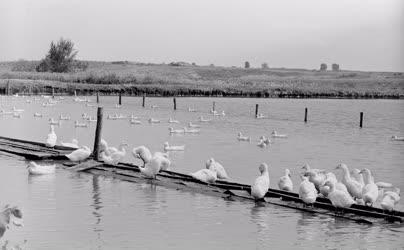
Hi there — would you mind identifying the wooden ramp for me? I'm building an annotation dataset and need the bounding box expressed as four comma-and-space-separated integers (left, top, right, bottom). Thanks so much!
0, 136, 75, 160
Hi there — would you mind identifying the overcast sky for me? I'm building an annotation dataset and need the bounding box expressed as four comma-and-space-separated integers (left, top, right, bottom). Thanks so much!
1, 0, 403, 71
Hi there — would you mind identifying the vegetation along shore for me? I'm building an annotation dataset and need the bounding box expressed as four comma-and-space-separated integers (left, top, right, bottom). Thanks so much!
1, 60, 403, 99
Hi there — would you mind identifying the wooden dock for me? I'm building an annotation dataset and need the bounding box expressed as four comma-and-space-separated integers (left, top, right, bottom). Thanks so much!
0, 107, 402, 225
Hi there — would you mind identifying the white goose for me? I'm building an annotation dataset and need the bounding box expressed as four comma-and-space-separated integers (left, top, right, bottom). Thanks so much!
350, 168, 364, 186
304, 171, 326, 191
259, 136, 271, 145
199, 116, 211, 122
381, 188, 400, 211
335, 163, 363, 200
0, 206, 23, 238
132, 146, 153, 164
188, 107, 197, 112
206, 158, 229, 179
299, 175, 317, 205
391, 136, 404, 141
107, 143, 128, 165
153, 152, 171, 171
251, 163, 270, 200
66, 146, 91, 162
183, 127, 200, 134
163, 142, 185, 151
359, 168, 379, 206
59, 114, 70, 120
148, 118, 160, 124
323, 180, 355, 209
130, 119, 141, 125
169, 127, 185, 134
271, 130, 288, 138
48, 118, 61, 126
319, 172, 348, 198
45, 125, 57, 148
191, 164, 217, 183
168, 117, 180, 124
138, 155, 166, 179
256, 113, 265, 119
278, 169, 293, 192
27, 161, 56, 175
237, 132, 251, 142
33, 113, 43, 117
12, 113, 21, 118
188, 122, 201, 128
74, 121, 88, 128
60, 139, 79, 149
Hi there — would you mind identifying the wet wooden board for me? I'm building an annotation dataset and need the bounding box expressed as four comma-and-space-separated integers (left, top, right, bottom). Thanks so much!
74, 160, 403, 223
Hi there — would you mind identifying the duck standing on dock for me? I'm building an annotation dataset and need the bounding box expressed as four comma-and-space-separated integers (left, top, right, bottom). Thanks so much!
66, 146, 91, 162
304, 171, 326, 191
359, 168, 379, 206
105, 143, 128, 165
251, 163, 270, 201
153, 152, 171, 171
0, 205, 23, 239
27, 161, 56, 175
380, 188, 400, 211
191, 163, 217, 183
278, 169, 293, 192
45, 125, 57, 148
323, 180, 355, 210
299, 175, 317, 206
335, 163, 363, 200
132, 145, 153, 165
206, 158, 229, 179
138, 154, 166, 179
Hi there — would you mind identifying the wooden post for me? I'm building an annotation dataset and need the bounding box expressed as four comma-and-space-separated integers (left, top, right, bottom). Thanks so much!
212, 101, 216, 112
173, 97, 177, 110
92, 107, 103, 161
360, 112, 363, 128
118, 92, 122, 105
304, 108, 308, 123
142, 94, 145, 108
96, 92, 99, 103
6, 81, 10, 95
255, 104, 259, 118
52, 87, 55, 98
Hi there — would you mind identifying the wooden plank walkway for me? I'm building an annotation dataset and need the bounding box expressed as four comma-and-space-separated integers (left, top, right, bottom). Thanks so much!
0, 135, 402, 224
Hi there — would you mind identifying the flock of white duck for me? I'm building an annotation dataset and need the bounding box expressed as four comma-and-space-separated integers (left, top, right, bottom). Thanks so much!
2, 95, 403, 214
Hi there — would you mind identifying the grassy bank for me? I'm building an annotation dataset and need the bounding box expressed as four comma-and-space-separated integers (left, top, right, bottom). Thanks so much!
0, 61, 403, 98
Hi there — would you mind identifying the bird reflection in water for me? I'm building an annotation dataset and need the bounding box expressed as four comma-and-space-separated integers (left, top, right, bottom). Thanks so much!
250, 203, 269, 248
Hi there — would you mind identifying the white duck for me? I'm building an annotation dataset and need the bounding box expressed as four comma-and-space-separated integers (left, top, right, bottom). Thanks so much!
74, 121, 88, 127
27, 161, 56, 175
350, 168, 364, 186
66, 146, 91, 162
183, 127, 200, 134
45, 125, 57, 147
168, 117, 180, 123
299, 175, 317, 205
391, 136, 404, 141
301, 163, 323, 174
108, 143, 128, 164
130, 119, 141, 125
271, 130, 288, 138
148, 118, 160, 124
278, 169, 293, 192
132, 146, 153, 164
163, 142, 185, 151
259, 136, 271, 145
59, 114, 70, 120
206, 158, 229, 179
380, 188, 400, 211
251, 163, 270, 200
257, 139, 267, 148
256, 113, 265, 119
199, 116, 211, 122
33, 113, 43, 117
191, 164, 217, 183
323, 180, 355, 209
153, 152, 171, 171
100, 151, 114, 165
169, 127, 185, 134
237, 132, 251, 142
359, 168, 379, 206
48, 118, 61, 126
0, 206, 23, 238
188, 107, 197, 112
304, 171, 326, 191
335, 163, 363, 200
319, 172, 348, 198
60, 139, 79, 149
188, 122, 201, 128
138, 155, 166, 179
12, 113, 21, 118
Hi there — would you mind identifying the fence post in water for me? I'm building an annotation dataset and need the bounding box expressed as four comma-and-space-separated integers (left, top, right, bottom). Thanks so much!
304, 108, 308, 123
212, 101, 216, 112
255, 104, 259, 118
6, 81, 10, 95
360, 112, 363, 128
142, 94, 145, 108
96, 92, 99, 103
118, 92, 122, 105
92, 107, 104, 161
173, 97, 177, 110
52, 87, 55, 98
